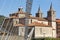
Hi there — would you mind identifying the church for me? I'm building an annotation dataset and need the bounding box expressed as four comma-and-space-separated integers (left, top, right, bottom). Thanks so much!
2, 3, 60, 38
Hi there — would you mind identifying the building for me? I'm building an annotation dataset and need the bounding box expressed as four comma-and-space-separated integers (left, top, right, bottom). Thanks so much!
1, 3, 60, 38
56, 19, 60, 38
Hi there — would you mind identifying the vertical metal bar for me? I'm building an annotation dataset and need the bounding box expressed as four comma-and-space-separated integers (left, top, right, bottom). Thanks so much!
1, 18, 6, 29
5, 19, 12, 40
25, 0, 33, 40
24, 13, 29, 40
26, 0, 33, 14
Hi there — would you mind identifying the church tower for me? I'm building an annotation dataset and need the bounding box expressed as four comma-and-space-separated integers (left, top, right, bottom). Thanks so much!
36, 6, 43, 18
47, 3, 56, 26
47, 3, 56, 38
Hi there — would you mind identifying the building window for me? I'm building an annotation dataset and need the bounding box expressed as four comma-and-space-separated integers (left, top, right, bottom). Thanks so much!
40, 28, 42, 34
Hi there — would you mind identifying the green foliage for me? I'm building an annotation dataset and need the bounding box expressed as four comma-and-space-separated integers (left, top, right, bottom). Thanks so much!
0, 15, 5, 25
32, 37, 60, 40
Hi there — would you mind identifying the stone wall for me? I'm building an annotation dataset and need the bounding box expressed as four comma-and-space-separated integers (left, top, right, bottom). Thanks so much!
0, 36, 24, 40
35, 26, 52, 38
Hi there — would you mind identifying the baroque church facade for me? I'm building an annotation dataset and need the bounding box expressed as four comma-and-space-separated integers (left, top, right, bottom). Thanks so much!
3, 3, 60, 38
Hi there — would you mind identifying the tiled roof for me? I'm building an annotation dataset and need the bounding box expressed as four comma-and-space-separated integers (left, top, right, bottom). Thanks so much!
9, 14, 48, 21
9, 11, 25, 17
56, 19, 60, 23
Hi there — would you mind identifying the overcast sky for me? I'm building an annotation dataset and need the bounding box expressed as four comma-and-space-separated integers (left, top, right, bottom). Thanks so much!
0, 0, 60, 19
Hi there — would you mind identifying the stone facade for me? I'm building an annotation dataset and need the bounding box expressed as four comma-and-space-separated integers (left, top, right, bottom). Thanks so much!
35, 26, 52, 38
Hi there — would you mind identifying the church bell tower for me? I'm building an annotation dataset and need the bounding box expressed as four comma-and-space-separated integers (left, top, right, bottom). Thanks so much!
47, 3, 56, 26
47, 3, 56, 38
36, 6, 43, 18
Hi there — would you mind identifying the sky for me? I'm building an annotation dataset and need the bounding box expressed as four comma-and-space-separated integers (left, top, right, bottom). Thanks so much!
0, 0, 60, 19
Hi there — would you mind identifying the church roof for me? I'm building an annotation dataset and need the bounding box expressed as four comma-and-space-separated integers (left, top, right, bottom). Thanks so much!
9, 14, 47, 21
37, 6, 42, 13
48, 3, 55, 11
9, 8, 25, 17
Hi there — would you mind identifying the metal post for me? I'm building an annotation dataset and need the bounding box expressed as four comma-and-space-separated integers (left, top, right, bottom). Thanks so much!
25, 0, 33, 39
24, 13, 29, 40
1, 18, 6, 29
5, 19, 12, 40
